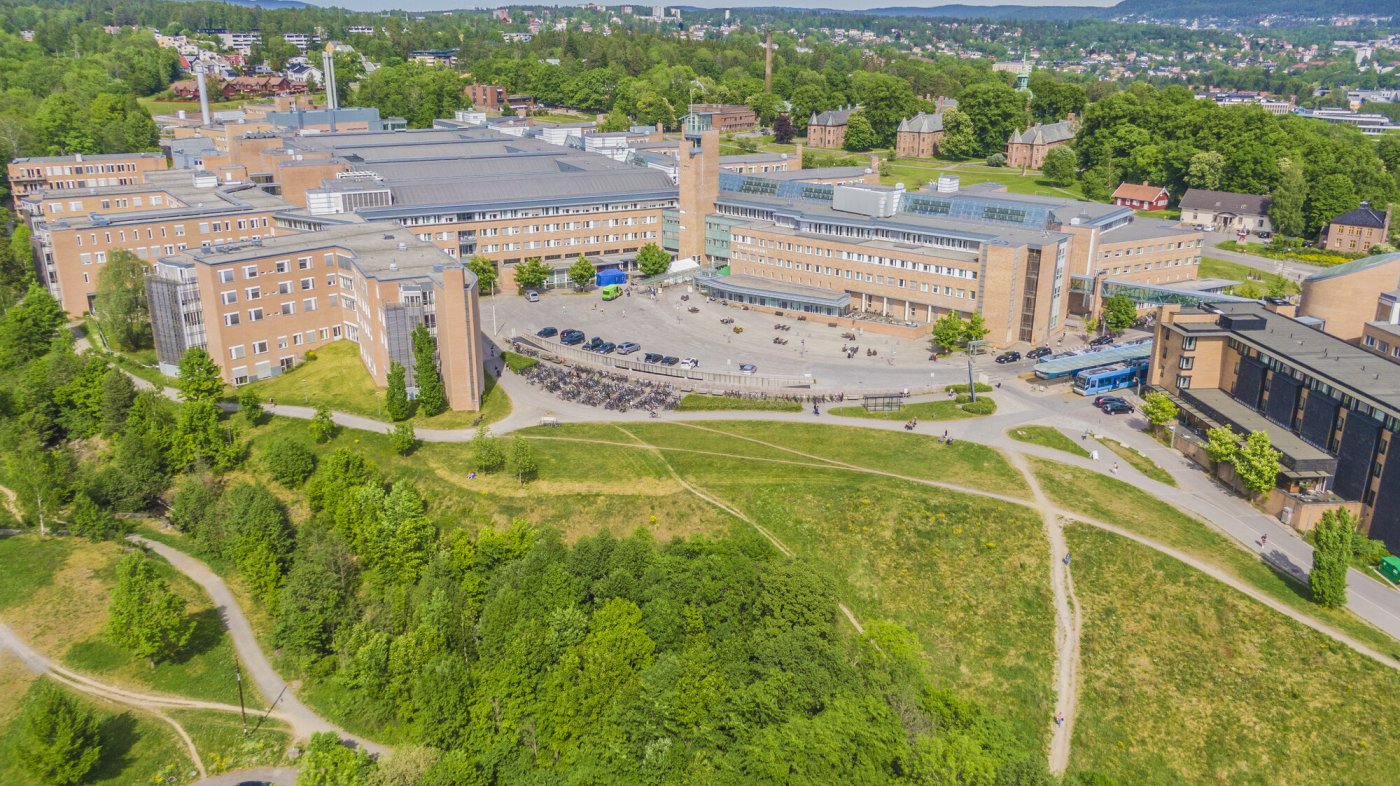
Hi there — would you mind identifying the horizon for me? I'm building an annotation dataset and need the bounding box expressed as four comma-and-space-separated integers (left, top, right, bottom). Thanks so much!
312, 0, 1120, 14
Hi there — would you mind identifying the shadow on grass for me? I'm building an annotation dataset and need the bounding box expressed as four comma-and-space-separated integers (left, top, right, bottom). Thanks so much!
88, 712, 139, 782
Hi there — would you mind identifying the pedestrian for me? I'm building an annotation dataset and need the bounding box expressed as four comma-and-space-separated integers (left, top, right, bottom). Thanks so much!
1063, 553, 1071, 566
1111, 462, 1119, 475
943, 429, 949, 443
1260, 533, 1268, 547
1054, 713, 1064, 728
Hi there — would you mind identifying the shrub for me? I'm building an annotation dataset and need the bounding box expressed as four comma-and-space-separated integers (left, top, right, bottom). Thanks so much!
503, 352, 539, 373
955, 393, 972, 404
985, 152, 1006, 167
944, 383, 993, 394
391, 422, 418, 455
264, 437, 317, 487
960, 398, 997, 415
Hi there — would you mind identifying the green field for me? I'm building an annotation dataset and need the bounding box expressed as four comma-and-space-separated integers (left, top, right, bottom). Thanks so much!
674, 393, 803, 412
1094, 435, 1176, 486
880, 160, 1086, 199
138, 96, 246, 116
1031, 459, 1400, 660
1198, 257, 1301, 295
1068, 524, 1400, 785
1009, 425, 1091, 458
829, 398, 989, 421
240, 340, 510, 429
0, 536, 254, 708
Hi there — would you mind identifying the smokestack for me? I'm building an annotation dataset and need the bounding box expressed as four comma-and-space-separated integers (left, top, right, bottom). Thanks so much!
195, 70, 212, 127
764, 31, 773, 93
322, 44, 339, 111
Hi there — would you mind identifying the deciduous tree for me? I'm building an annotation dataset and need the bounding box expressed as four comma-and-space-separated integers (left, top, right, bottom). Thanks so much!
385, 361, 411, 421
508, 437, 538, 484
1233, 430, 1281, 496
264, 437, 317, 487
16, 685, 102, 786
176, 348, 223, 403
773, 113, 795, 144
1310, 507, 1357, 608
309, 405, 337, 443
1269, 159, 1307, 238
1141, 392, 1178, 428
1040, 146, 1078, 185
466, 255, 497, 294
842, 110, 877, 152
108, 552, 194, 666
411, 325, 446, 416
471, 426, 505, 473
636, 243, 671, 278
1203, 425, 1239, 465
391, 422, 417, 456
93, 250, 150, 351
955, 82, 1027, 158
513, 257, 550, 292
568, 255, 596, 291
1101, 295, 1138, 333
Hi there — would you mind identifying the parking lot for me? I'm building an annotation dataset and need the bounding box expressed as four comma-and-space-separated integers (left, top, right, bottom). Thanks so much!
490, 286, 959, 391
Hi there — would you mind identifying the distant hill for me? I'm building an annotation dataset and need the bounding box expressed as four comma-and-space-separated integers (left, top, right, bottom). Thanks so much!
1110, 0, 1395, 18
172, 0, 311, 9
863, 5, 1105, 20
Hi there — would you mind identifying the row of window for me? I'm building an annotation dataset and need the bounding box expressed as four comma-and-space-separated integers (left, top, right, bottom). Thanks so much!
476, 232, 657, 254
1362, 333, 1400, 360
228, 325, 341, 362
1099, 239, 1202, 259
733, 235, 978, 280
396, 201, 673, 227
72, 217, 271, 246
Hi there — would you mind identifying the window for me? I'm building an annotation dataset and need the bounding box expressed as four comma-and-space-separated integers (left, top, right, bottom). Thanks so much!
253, 340, 268, 355
220, 291, 237, 305
248, 308, 263, 322
1365, 335, 1378, 348
224, 313, 240, 326
280, 302, 294, 316
243, 265, 258, 279
246, 287, 261, 301
275, 260, 289, 274
229, 345, 246, 360
1175, 375, 1191, 390
303, 297, 317, 312
300, 277, 314, 290
219, 269, 235, 284
1181, 336, 1196, 351
1179, 356, 1194, 370
278, 281, 292, 295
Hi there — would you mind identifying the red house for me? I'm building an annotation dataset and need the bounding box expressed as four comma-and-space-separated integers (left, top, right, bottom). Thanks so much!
1112, 182, 1170, 211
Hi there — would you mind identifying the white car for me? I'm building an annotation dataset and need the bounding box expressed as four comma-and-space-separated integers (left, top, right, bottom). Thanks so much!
739, 363, 757, 375
680, 357, 699, 369
524, 290, 540, 302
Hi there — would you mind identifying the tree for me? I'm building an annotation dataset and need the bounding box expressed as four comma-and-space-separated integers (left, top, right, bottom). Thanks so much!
567, 255, 595, 291
297, 731, 376, 786
466, 255, 497, 294
69, 492, 126, 540
391, 422, 418, 456
1233, 430, 1281, 496
352, 62, 469, 129
0, 285, 65, 369
108, 552, 194, 666
938, 109, 978, 160
513, 258, 550, 293
636, 243, 671, 278
1200, 429, 1239, 473
1306, 173, 1359, 239
1101, 295, 1138, 333
773, 113, 795, 144
471, 426, 505, 473
264, 437, 317, 487
236, 387, 263, 425
932, 312, 966, 351
176, 348, 223, 403
93, 250, 150, 351
98, 368, 137, 435
1185, 150, 1224, 191
964, 312, 990, 345
1310, 508, 1357, 608
16, 685, 102, 786
1041, 146, 1078, 185
842, 111, 877, 152
598, 108, 631, 132
985, 152, 1006, 168
849, 71, 922, 148
171, 399, 242, 471
385, 361, 411, 421
955, 82, 1027, 158
309, 405, 337, 443
1269, 159, 1307, 238
747, 92, 783, 127
411, 325, 446, 417
508, 437, 538, 484
1141, 392, 1178, 429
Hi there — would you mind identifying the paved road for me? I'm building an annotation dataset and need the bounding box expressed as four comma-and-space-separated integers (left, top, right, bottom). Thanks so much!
1203, 230, 1322, 282
190, 767, 298, 786
129, 537, 387, 757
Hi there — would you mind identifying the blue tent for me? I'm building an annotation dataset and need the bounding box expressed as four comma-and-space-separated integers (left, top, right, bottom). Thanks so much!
595, 268, 627, 287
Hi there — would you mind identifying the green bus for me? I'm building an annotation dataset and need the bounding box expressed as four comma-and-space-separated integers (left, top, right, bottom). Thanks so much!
601, 284, 623, 301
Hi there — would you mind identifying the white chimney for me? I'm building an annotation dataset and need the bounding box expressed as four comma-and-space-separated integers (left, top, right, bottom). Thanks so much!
195, 70, 212, 127
322, 44, 339, 111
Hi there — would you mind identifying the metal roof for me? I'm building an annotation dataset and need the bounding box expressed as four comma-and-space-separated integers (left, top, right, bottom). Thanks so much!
1035, 342, 1152, 379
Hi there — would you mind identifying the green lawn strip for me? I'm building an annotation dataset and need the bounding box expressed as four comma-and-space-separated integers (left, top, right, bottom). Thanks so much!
1198, 257, 1300, 295
138, 96, 245, 115
1066, 524, 1400, 786
240, 340, 509, 430
700, 420, 1029, 497
169, 710, 290, 773
674, 393, 802, 412
1093, 435, 1176, 486
1031, 459, 1400, 660
829, 399, 982, 421
0, 536, 71, 610
1008, 425, 1091, 458
1215, 240, 1354, 268
880, 161, 1085, 199
614, 422, 814, 463
663, 451, 1055, 751
0, 678, 192, 786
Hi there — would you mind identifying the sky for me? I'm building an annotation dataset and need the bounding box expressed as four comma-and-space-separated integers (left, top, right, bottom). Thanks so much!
316, 0, 1121, 14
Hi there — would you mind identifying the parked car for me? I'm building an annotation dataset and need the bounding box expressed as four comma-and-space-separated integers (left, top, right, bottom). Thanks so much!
524, 290, 540, 302
1088, 335, 1115, 347
739, 363, 757, 375
583, 336, 604, 351
1027, 346, 1052, 360
617, 341, 641, 355
1256, 230, 1273, 241
536, 326, 558, 338
995, 351, 1022, 364
680, 357, 699, 369
597, 342, 617, 354
1101, 401, 1134, 415
660, 356, 680, 366
560, 330, 585, 346
1193, 224, 1211, 232
643, 352, 663, 364
1094, 395, 1127, 408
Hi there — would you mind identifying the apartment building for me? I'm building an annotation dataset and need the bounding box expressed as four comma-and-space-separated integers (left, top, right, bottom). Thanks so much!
147, 221, 483, 409
1150, 302, 1400, 547
1300, 251, 1400, 344
8, 152, 169, 200
1320, 201, 1391, 254
23, 169, 293, 315
685, 104, 759, 133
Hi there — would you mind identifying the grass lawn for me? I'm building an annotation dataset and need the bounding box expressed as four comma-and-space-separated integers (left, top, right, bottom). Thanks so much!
240, 340, 510, 430
1031, 459, 1400, 660
1009, 425, 1090, 458
880, 159, 1086, 199
1094, 435, 1175, 486
674, 394, 802, 412
170, 710, 289, 773
1067, 524, 1400, 786
138, 96, 246, 116
695, 420, 1029, 497
528, 112, 592, 124
1199, 257, 1300, 295
830, 398, 988, 421
0, 674, 192, 786
0, 535, 254, 708
660, 450, 1055, 750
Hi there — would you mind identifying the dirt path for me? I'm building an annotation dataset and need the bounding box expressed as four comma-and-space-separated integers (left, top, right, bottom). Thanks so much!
1008, 453, 1083, 775
0, 483, 21, 521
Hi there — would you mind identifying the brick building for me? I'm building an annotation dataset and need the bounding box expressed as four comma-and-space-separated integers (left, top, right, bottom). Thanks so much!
8, 152, 169, 200
685, 104, 759, 133
806, 107, 853, 149
1320, 201, 1391, 254
1005, 118, 1076, 169
895, 112, 945, 159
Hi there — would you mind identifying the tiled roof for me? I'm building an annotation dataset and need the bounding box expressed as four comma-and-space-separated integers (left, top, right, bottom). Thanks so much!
1178, 188, 1272, 216
1330, 202, 1389, 230
1112, 182, 1168, 202
810, 108, 854, 127
898, 111, 944, 134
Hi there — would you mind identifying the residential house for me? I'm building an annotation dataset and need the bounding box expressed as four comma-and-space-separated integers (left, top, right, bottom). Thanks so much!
1320, 201, 1391, 254
1179, 189, 1273, 235
1112, 182, 1170, 211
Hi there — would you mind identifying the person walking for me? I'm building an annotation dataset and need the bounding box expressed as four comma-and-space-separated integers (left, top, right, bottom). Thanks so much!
1063, 552, 1072, 566
1260, 533, 1268, 548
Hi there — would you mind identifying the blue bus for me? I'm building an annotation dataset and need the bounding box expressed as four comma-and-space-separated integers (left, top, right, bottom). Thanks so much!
1072, 360, 1149, 396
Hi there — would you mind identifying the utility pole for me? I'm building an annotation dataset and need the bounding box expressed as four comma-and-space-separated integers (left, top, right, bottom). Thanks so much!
235, 666, 248, 736
967, 358, 976, 403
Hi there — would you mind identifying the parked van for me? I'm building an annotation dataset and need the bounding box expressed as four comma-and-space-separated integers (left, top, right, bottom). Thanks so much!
601, 284, 622, 301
